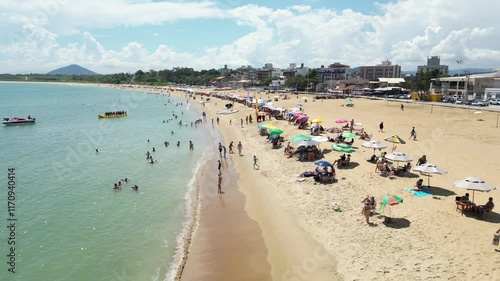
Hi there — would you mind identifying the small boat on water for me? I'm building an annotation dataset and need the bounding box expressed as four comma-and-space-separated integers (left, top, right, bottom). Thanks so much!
98, 111, 128, 118
2, 116, 36, 125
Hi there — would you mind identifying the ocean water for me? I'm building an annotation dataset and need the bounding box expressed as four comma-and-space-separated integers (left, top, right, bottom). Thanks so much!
0, 83, 215, 281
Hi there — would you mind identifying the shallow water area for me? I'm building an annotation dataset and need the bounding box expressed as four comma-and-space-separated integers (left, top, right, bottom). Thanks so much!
0, 83, 213, 281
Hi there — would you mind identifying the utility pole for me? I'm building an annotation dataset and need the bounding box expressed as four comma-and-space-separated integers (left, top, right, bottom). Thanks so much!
456, 60, 463, 98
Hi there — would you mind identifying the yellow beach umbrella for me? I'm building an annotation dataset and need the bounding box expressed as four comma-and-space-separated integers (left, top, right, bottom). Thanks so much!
311, 119, 323, 123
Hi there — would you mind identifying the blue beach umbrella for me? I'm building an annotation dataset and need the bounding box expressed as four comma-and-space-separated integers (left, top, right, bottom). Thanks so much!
314, 160, 333, 167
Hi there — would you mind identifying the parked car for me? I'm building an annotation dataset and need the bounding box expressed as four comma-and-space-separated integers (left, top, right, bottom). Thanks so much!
471, 100, 479, 106
490, 99, 499, 105
455, 99, 463, 104
478, 100, 489, 106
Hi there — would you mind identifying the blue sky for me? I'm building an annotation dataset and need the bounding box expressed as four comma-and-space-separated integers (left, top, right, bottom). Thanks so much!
0, 0, 499, 73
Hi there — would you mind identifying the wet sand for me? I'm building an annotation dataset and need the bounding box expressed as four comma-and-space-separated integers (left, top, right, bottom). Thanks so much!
179, 142, 273, 281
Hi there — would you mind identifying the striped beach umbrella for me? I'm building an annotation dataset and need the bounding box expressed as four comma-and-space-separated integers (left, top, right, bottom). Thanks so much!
384, 135, 406, 145
379, 194, 403, 206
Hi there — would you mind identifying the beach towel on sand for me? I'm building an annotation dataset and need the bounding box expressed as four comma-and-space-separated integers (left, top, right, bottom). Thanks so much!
402, 188, 433, 197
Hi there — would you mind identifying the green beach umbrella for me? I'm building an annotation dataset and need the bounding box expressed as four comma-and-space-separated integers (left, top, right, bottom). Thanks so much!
345, 98, 353, 103
379, 194, 403, 206
379, 194, 403, 222
342, 132, 356, 139
268, 128, 284, 135
290, 134, 312, 142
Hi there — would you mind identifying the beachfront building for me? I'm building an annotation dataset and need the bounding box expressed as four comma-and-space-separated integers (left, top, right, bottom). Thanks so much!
485, 88, 500, 99
430, 70, 500, 99
359, 60, 401, 80
218, 65, 231, 75
417, 56, 449, 75
336, 79, 370, 94
317, 63, 352, 83
236, 65, 257, 84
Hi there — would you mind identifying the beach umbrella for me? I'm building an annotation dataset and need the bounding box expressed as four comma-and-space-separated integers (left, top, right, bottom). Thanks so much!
335, 119, 348, 123
296, 103, 304, 107
295, 139, 320, 147
362, 140, 388, 155
342, 132, 356, 139
384, 151, 413, 162
345, 98, 353, 103
257, 124, 276, 129
384, 135, 406, 145
413, 163, 447, 187
268, 128, 283, 135
385, 135, 406, 150
379, 194, 403, 222
379, 194, 403, 206
314, 160, 333, 167
311, 119, 323, 123
384, 151, 413, 167
311, 136, 329, 143
290, 134, 312, 142
453, 177, 497, 202
268, 134, 281, 140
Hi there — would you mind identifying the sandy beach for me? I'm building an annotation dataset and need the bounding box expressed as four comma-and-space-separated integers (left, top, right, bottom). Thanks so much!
102, 84, 500, 281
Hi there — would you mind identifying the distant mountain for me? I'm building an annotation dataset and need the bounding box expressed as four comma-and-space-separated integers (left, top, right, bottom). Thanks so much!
48, 64, 99, 75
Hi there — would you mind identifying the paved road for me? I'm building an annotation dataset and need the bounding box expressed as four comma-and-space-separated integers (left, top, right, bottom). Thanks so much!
367, 97, 500, 113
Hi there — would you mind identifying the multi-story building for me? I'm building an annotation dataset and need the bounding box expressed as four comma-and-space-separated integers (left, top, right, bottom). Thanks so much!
218, 65, 230, 75
430, 70, 500, 99
359, 60, 401, 80
317, 63, 352, 83
236, 65, 256, 82
417, 56, 449, 75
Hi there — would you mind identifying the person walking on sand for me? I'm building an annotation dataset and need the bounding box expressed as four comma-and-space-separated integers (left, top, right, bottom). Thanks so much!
216, 117, 219, 125
240, 118, 244, 128
218, 143, 223, 157
237, 141, 243, 156
217, 160, 221, 171
223, 146, 227, 158
409, 127, 417, 140
229, 119, 232, 126
379, 122, 384, 132
229, 141, 234, 154
253, 155, 259, 170
401, 104, 404, 111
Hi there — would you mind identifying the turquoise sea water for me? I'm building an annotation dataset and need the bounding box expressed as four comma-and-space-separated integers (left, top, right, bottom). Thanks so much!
0, 83, 215, 281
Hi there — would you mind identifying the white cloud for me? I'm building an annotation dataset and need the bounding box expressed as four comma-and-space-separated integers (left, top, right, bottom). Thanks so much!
1, 0, 499, 73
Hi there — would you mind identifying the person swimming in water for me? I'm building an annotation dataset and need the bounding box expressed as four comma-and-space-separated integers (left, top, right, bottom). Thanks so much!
177, 141, 180, 147
95, 149, 99, 153
132, 185, 139, 191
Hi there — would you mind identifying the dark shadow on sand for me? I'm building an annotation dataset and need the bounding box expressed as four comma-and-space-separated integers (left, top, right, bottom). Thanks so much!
398, 172, 421, 178
427, 186, 456, 197
338, 162, 360, 170
382, 217, 411, 229
464, 211, 500, 223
